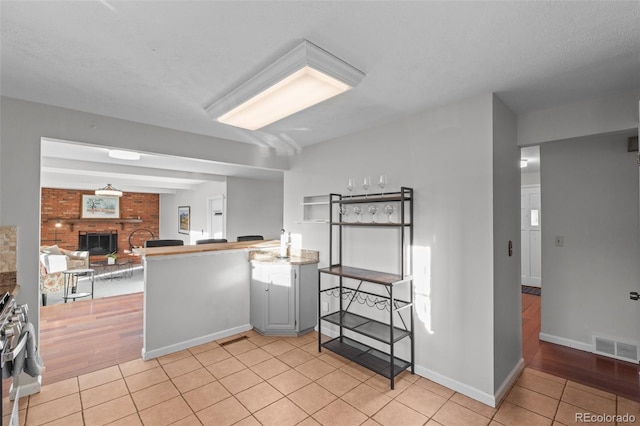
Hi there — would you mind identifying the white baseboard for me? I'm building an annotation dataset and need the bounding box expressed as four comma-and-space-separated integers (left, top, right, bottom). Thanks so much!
539, 332, 592, 353
494, 358, 525, 406
142, 323, 253, 360
414, 365, 497, 407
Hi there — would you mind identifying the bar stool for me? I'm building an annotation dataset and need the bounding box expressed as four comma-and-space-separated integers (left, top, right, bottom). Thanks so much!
236, 235, 264, 242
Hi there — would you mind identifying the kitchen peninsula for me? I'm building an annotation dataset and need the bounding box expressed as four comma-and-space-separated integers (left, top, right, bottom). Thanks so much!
134, 240, 318, 360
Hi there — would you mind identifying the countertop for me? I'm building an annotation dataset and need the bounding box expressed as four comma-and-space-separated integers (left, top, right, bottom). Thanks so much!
249, 249, 319, 265
0, 284, 19, 297
0, 271, 19, 297
133, 239, 280, 257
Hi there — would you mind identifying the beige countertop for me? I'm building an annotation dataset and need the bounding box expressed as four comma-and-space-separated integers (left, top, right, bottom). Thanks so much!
0, 271, 19, 297
249, 249, 319, 265
133, 239, 280, 257
0, 284, 18, 297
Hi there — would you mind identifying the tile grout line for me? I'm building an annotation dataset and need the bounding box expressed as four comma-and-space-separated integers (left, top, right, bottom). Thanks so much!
551, 375, 567, 423
158, 350, 207, 425
497, 372, 563, 424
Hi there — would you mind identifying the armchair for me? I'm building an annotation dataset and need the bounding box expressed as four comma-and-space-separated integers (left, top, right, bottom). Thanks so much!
39, 246, 90, 306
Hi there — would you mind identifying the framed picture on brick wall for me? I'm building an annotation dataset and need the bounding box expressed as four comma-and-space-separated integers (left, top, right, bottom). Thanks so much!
178, 206, 190, 235
81, 195, 120, 219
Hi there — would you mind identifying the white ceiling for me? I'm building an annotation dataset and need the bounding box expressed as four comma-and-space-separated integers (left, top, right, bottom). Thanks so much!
41, 138, 283, 194
2, 1, 639, 192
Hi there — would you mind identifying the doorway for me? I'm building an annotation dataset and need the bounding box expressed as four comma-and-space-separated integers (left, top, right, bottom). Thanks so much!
520, 146, 541, 289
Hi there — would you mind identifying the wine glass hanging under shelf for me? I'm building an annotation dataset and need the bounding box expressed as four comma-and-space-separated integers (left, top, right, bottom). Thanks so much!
336, 201, 406, 224
334, 186, 411, 224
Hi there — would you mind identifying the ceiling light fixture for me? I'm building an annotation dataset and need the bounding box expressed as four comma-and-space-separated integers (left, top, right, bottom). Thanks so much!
95, 184, 123, 197
520, 159, 528, 168
108, 149, 141, 160
205, 40, 365, 130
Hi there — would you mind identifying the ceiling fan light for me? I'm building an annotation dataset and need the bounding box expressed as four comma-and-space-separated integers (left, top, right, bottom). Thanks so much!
95, 183, 123, 197
206, 40, 365, 130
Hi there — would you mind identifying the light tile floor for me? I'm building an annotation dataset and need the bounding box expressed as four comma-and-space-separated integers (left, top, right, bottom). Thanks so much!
3, 330, 639, 426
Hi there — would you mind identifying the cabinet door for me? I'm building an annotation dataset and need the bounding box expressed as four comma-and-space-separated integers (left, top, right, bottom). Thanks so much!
266, 265, 296, 331
250, 265, 266, 332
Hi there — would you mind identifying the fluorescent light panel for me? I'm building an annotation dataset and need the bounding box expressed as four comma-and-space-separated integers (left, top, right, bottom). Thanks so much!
218, 67, 350, 130
206, 40, 364, 130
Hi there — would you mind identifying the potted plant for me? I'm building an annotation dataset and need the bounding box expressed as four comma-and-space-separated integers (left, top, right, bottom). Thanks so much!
106, 252, 117, 265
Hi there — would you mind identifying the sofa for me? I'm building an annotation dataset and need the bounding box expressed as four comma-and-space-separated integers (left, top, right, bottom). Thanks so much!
39, 245, 90, 306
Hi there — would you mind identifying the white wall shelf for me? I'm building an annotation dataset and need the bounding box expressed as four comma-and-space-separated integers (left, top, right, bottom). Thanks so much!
302, 195, 330, 223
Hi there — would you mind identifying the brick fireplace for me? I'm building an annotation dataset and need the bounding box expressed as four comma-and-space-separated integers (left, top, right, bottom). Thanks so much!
41, 188, 159, 261
78, 231, 118, 255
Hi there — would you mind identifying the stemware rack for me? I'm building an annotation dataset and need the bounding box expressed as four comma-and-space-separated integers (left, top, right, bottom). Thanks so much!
318, 187, 414, 389
330, 189, 411, 226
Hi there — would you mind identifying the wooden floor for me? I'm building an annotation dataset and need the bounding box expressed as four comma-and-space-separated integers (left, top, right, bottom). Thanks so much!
38, 292, 143, 385
522, 292, 640, 401
5, 292, 639, 401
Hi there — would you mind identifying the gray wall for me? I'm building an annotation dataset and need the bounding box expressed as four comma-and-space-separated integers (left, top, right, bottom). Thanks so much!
540, 134, 639, 348
491, 95, 523, 393
0, 96, 287, 341
160, 181, 226, 243
226, 176, 284, 243
517, 90, 637, 146
283, 93, 521, 405
143, 250, 251, 359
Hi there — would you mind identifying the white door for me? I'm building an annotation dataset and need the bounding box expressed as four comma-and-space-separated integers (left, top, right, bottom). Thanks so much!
521, 185, 542, 287
207, 195, 225, 239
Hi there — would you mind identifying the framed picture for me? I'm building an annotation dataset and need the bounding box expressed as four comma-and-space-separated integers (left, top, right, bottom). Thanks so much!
81, 195, 120, 219
178, 206, 190, 234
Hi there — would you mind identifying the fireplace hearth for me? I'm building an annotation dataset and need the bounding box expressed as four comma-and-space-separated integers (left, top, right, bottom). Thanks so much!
78, 231, 118, 255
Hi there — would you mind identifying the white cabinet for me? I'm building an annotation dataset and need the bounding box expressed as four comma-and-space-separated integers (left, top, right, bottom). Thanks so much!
250, 262, 318, 336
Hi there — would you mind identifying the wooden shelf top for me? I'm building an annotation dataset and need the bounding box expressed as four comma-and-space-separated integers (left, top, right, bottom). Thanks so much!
331, 188, 413, 205
43, 218, 143, 230
45, 218, 143, 223
319, 265, 409, 286
133, 240, 280, 257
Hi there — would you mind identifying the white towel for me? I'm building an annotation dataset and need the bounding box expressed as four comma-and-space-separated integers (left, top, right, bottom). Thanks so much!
1, 323, 44, 380
47, 255, 68, 273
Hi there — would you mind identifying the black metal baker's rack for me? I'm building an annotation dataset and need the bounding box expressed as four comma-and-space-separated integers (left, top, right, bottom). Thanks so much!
318, 187, 414, 389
